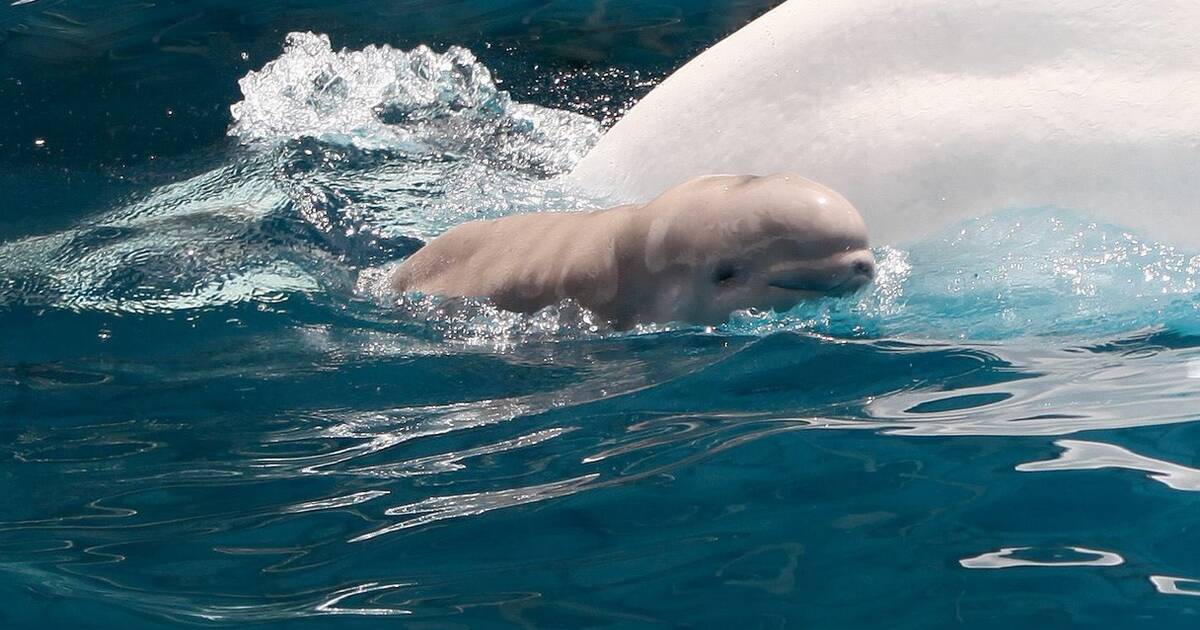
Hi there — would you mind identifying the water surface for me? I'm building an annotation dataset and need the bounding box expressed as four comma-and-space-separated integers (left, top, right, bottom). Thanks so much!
3, 2, 1200, 628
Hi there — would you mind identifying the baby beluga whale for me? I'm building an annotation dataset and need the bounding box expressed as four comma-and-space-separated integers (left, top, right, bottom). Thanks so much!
390, 174, 875, 328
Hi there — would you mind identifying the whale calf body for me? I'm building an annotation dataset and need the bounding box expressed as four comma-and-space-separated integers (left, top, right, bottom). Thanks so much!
567, 0, 1200, 248
390, 174, 875, 328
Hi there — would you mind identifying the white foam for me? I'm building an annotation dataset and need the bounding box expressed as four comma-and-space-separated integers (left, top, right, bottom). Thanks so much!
230, 32, 599, 174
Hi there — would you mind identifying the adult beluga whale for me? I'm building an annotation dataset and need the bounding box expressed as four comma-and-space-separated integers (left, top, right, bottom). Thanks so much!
566, 0, 1200, 248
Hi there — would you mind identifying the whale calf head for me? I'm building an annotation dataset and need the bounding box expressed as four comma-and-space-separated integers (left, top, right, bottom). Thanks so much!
623, 174, 875, 325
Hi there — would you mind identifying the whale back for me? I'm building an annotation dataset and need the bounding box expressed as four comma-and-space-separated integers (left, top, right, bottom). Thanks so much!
566, 0, 1200, 247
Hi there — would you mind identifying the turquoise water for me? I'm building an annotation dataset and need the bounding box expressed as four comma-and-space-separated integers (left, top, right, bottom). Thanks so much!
5, 2, 1200, 628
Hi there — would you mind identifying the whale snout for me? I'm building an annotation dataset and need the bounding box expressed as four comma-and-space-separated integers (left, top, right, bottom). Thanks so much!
763, 248, 875, 296
848, 250, 876, 281
831, 250, 876, 295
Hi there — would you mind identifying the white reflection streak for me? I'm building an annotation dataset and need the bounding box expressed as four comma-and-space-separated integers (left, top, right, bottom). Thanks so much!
855, 343, 1200, 437
960, 546, 1123, 569
350, 473, 599, 542
1188, 359, 1200, 379
313, 582, 412, 616
250, 399, 531, 474
1017, 439, 1200, 491
348, 427, 573, 477
283, 490, 390, 513
1151, 575, 1200, 597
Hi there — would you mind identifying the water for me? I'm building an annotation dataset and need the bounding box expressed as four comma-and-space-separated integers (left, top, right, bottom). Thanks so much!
4, 2, 1200, 628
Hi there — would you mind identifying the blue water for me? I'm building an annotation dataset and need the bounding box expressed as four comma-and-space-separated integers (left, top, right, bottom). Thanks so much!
5, 2, 1200, 628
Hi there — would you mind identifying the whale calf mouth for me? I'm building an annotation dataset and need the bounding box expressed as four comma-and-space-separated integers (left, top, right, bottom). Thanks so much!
766, 254, 876, 295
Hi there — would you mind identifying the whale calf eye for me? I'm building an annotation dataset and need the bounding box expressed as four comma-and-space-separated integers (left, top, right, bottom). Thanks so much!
713, 263, 737, 284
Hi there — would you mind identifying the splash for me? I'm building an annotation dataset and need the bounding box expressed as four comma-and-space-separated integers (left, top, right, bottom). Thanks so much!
229, 32, 600, 175
354, 266, 614, 349
2, 33, 1196, 343
726, 208, 1200, 340
887, 209, 1200, 339
0, 34, 605, 317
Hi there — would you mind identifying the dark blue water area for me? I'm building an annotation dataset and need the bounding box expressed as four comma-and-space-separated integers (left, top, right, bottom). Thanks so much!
5, 1, 1200, 629
0, 0, 770, 240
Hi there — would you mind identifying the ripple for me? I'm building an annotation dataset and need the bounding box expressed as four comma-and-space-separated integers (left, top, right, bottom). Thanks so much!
12, 439, 158, 463
852, 340, 1200, 436
1151, 575, 1200, 597
248, 398, 544, 475
310, 582, 413, 617
351, 473, 599, 542
4, 564, 416, 622
5, 20, 1200, 629
344, 427, 574, 478
3, 364, 112, 388
283, 490, 391, 514
1017, 440, 1200, 491
960, 546, 1124, 569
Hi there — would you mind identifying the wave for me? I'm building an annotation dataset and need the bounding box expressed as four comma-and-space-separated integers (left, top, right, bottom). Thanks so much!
0, 32, 1196, 344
